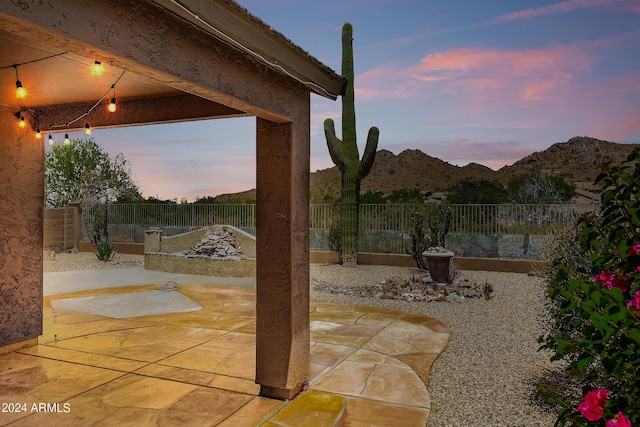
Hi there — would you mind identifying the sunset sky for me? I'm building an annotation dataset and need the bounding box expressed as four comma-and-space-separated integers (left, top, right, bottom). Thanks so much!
63, 0, 640, 202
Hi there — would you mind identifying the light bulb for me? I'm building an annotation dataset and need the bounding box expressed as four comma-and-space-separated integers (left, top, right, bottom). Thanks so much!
48, 135, 54, 146
85, 123, 92, 136
108, 97, 117, 112
93, 61, 103, 74
16, 80, 26, 98
64, 133, 70, 145
36, 128, 42, 139
19, 115, 26, 128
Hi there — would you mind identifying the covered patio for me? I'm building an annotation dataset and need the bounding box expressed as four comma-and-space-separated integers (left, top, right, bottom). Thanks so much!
0, 0, 345, 399
0, 1, 451, 425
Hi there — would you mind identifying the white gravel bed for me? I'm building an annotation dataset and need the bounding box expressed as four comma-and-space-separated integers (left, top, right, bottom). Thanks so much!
44, 251, 144, 272
45, 254, 560, 426
310, 265, 559, 427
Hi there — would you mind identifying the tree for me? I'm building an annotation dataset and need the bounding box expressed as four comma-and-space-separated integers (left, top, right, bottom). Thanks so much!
389, 188, 424, 204
324, 23, 379, 267
445, 178, 506, 204
45, 138, 142, 207
360, 190, 386, 204
505, 167, 574, 204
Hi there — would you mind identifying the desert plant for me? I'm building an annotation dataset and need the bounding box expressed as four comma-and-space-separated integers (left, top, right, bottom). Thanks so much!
483, 281, 494, 300
95, 239, 114, 262
537, 148, 640, 426
428, 203, 452, 247
409, 212, 429, 270
324, 22, 379, 267
88, 203, 109, 248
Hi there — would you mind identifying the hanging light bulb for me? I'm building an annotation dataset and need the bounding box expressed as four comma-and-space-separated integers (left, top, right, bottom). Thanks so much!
64, 131, 70, 145
108, 85, 117, 112
85, 122, 92, 136
19, 115, 26, 128
14, 66, 26, 98
93, 61, 103, 74
16, 81, 26, 98
108, 97, 117, 112
35, 128, 42, 139
48, 134, 54, 146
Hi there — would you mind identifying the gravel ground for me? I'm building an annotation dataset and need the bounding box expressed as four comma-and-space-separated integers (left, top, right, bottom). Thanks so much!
310, 264, 559, 427
43, 251, 144, 272
45, 253, 560, 426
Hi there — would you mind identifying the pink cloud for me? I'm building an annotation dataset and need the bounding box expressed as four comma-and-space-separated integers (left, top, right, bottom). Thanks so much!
357, 44, 594, 106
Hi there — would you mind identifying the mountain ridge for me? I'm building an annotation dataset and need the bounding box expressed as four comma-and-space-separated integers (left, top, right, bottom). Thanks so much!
211, 136, 638, 203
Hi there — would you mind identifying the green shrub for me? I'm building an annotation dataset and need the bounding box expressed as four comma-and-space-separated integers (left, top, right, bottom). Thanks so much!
538, 148, 640, 426
95, 239, 114, 262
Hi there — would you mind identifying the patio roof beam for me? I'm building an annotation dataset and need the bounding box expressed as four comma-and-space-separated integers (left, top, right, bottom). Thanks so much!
152, 0, 347, 100
31, 94, 247, 133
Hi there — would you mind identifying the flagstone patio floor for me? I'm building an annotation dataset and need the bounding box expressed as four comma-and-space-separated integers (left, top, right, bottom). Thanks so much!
0, 271, 449, 426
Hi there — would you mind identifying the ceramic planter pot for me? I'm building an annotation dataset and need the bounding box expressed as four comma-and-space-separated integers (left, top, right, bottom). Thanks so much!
422, 251, 454, 284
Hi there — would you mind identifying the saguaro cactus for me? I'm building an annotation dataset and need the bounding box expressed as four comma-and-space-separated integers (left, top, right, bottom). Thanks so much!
324, 22, 379, 267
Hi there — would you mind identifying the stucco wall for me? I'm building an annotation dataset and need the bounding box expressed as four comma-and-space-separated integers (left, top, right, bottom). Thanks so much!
144, 225, 256, 277
0, 107, 44, 347
145, 253, 255, 277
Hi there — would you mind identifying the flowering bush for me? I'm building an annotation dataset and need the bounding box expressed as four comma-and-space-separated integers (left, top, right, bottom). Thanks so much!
538, 148, 640, 426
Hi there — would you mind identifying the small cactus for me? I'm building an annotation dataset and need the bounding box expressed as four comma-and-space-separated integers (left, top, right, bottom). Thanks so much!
428, 203, 452, 248
324, 22, 379, 267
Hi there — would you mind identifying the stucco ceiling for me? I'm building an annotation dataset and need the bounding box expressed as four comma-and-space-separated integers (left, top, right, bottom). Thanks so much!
0, 29, 182, 111
0, 0, 344, 132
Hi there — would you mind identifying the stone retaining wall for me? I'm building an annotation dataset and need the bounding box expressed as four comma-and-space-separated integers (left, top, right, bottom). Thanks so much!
144, 225, 256, 277
145, 253, 255, 277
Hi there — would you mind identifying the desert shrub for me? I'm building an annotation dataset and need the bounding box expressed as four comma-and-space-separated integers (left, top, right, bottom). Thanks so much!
427, 203, 452, 247
538, 148, 640, 426
408, 212, 428, 270
95, 239, 114, 262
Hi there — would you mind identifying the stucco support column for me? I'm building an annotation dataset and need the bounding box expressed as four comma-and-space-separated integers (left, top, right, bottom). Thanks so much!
0, 107, 44, 350
255, 107, 310, 400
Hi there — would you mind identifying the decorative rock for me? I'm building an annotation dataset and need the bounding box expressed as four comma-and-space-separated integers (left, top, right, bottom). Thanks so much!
446, 293, 465, 303
311, 272, 491, 303
462, 290, 481, 298
175, 227, 248, 260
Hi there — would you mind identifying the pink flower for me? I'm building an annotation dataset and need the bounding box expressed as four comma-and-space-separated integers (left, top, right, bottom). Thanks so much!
627, 290, 640, 312
594, 270, 629, 292
606, 412, 632, 427
577, 388, 608, 422
628, 243, 640, 256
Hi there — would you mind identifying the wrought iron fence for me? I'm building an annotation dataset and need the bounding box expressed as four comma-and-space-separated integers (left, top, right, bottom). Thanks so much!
81, 203, 256, 243
81, 203, 595, 257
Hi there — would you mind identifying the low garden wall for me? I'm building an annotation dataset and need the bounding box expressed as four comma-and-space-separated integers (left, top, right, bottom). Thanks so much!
145, 253, 255, 277
144, 225, 256, 277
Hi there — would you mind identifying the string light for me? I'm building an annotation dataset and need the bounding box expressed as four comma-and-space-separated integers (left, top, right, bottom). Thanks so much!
108, 86, 117, 112
2, 53, 67, 101
14, 66, 26, 98
93, 61, 103, 74
9, 66, 125, 143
